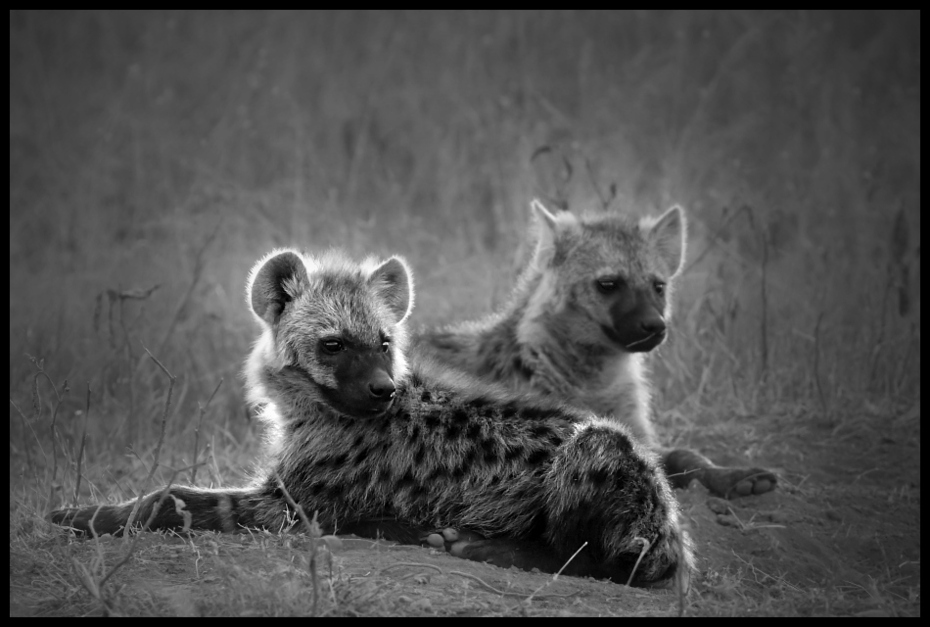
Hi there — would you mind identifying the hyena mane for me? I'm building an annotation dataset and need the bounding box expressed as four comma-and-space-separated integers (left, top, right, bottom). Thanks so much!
51, 247, 693, 588
416, 200, 777, 499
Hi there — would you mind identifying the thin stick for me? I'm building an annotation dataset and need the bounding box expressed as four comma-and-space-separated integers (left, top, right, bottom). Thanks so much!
124, 345, 176, 545
10, 399, 35, 472
97, 463, 202, 590
525, 541, 588, 605
274, 472, 320, 616
154, 219, 222, 360
625, 536, 651, 587
812, 310, 827, 416
74, 383, 91, 502
191, 378, 223, 485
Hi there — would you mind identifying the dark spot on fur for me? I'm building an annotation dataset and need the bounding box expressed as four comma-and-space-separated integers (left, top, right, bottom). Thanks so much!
420, 390, 432, 403
353, 434, 366, 448
409, 484, 429, 503
414, 444, 426, 465
445, 421, 462, 440
333, 452, 349, 466
423, 411, 441, 429
513, 356, 534, 380
466, 422, 482, 440
378, 467, 391, 483
501, 402, 519, 420
451, 407, 470, 423
587, 467, 609, 487
470, 397, 491, 410
527, 448, 551, 466
353, 447, 370, 464
408, 424, 421, 442
505, 445, 523, 461
272, 487, 284, 499
398, 470, 416, 489
452, 464, 467, 480
531, 424, 553, 440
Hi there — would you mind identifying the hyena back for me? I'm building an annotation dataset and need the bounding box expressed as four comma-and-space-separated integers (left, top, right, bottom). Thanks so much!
416, 200, 777, 498
52, 248, 692, 587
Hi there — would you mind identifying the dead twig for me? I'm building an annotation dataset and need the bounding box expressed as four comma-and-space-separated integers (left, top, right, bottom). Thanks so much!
124, 344, 177, 544
274, 472, 321, 616
191, 378, 223, 485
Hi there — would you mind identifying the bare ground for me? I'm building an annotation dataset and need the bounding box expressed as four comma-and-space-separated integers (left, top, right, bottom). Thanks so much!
11, 402, 919, 617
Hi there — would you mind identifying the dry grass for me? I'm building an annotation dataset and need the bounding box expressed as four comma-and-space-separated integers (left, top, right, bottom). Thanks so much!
10, 10, 920, 616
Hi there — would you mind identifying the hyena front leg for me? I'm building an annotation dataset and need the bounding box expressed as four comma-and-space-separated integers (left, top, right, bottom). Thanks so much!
463, 419, 691, 586
663, 448, 777, 499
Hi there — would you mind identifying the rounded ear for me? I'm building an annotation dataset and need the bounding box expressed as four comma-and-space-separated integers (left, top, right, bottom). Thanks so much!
369, 256, 414, 323
647, 205, 687, 278
247, 249, 308, 326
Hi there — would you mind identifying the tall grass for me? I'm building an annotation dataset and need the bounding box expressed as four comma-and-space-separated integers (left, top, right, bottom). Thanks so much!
10, 11, 920, 504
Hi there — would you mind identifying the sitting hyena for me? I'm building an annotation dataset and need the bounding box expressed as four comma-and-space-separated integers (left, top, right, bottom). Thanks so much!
51, 248, 692, 587
415, 200, 776, 498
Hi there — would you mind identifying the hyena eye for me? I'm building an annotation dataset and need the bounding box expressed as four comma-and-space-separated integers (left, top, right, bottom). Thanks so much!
381, 341, 390, 353
321, 339, 344, 354
596, 278, 619, 294
653, 280, 666, 295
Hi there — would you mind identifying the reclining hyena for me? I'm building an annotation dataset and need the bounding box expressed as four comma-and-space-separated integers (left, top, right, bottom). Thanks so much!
416, 200, 777, 498
51, 248, 692, 587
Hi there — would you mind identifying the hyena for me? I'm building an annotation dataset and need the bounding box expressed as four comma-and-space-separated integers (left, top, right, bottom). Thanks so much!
416, 200, 777, 499
51, 248, 692, 587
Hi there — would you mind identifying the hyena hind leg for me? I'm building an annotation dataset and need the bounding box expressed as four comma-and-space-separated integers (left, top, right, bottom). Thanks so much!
663, 448, 777, 499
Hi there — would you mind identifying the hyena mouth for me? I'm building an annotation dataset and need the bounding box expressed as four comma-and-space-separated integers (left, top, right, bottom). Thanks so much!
623, 331, 665, 352
368, 393, 396, 415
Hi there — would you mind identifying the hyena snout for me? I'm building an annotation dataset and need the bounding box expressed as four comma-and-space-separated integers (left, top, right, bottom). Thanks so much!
639, 314, 666, 337
367, 371, 396, 401
611, 307, 667, 353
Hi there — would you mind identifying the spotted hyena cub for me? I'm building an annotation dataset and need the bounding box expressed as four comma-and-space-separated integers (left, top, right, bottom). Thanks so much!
52, 247, 692, 587
416, 200, 777, 498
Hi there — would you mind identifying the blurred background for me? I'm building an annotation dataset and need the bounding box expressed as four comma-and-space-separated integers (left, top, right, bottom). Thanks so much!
10, 11, 920, 476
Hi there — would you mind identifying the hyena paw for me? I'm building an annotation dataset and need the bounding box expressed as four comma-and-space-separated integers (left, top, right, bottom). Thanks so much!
423, 527, 486, 556
704, 466, 777, 498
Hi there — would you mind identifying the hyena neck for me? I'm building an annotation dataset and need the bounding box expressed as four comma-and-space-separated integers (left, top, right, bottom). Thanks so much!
487, 280, 659, 447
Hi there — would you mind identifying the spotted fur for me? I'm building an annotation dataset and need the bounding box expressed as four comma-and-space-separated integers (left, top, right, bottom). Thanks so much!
51, 247, 692, 587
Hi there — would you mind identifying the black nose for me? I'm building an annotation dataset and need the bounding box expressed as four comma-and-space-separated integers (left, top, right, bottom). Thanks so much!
640, 316, 666, 336
368, 375, 395, 401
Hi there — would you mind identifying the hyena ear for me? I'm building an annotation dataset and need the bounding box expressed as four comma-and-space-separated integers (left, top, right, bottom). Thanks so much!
369, 256, 414, 324
248, 249, 309, 326
530, 198, 576, 264
646, 205, 687, 278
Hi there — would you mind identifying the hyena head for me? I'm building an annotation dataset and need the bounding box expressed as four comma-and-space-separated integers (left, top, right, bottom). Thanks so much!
245, 248, 414, 420
521, 200, 686, 354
